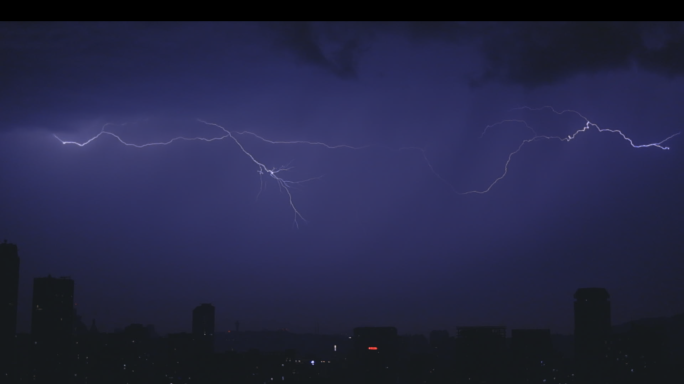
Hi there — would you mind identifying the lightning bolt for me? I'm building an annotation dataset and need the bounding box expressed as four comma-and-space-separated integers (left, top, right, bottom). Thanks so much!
53, 106, 679, 224
55, 119, 353, 228
460, 106, 680, 194
55, 119, 454, 227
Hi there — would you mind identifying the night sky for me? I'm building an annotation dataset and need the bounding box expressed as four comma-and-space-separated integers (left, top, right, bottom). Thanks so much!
2, 22, 683, 336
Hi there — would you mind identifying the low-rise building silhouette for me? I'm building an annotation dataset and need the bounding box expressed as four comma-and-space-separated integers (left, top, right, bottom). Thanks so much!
511, 329, 556, 383
351, 326, 399, 384
455, 326, 507, 383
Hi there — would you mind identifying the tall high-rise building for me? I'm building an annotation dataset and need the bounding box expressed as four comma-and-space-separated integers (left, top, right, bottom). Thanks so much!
192, 303, 215, 354
0, 240, 20, 341
192, 303, 215, 336
0, 240, 20, 379
574, 287, 611, 383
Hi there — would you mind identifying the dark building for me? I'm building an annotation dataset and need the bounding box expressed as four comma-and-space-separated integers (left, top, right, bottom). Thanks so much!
351, 327, 399, 384
192, 303, 215, 337
0, 240, 19, 340
511, 329, 555, 384
574, 287, 611, 384
353, 326, 399, 354
31, 275, 75, 340
455, 326, 507, 383
429, 329, 450, 350
0, 240, 20, 379
610, 323, 670, 383
511, 329, 552, 355
192, 303, 215, 354
31, 275, 75, 383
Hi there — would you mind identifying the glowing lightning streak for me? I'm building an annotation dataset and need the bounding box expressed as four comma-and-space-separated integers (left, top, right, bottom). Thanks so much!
55, 120, 340, 228
232, 132, 369, 150
461, 106, 680, 195
200, 120, 323, 228
231, 133, 453, 189
53, 119, 451, 227
54, 107, 676, 219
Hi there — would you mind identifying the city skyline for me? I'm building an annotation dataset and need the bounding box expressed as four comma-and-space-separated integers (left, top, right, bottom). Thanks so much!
3, 240, 681, 338
4, 256, 679, 383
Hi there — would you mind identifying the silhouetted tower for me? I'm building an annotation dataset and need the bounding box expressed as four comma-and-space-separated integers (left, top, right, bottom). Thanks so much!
192, 303, 215, 354
0, 240, 19, 339
31, 275, 75, 383
0, 240, 20, 379
574, 288, 611, 384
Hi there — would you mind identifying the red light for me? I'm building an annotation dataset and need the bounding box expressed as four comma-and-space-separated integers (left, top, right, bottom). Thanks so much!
368, 347, 378, 350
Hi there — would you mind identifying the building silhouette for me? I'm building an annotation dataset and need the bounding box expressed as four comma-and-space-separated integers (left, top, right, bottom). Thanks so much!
0, 240, 19, 340
455, 326, 507, 382
429, 329, 450, 353
31, 275, 75, 340
192, 303, 215, 337
192, 303, 215, 355
0, 240, 20, 379
351, 327, 399, 384
574, 287, 611, 384
610, 322, 669, 383
31, 275, 75, 383
511, 329, 554, 383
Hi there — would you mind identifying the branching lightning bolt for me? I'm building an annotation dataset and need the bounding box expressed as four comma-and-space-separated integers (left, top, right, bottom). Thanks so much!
53, 106, 679, 224
54, 119, 454, 227
461, 106, 680, 194
54, 119, 364, 228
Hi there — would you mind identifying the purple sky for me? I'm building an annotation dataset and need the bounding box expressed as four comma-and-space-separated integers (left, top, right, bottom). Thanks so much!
1, 22, 683, 336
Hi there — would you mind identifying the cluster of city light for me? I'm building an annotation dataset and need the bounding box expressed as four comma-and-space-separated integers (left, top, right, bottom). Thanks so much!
54, 107, 679, 225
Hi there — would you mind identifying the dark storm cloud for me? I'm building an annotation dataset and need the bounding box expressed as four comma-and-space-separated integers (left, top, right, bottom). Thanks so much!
401, 22, 684, 88
3, 21, 684, 132
471, 22, 684, 87
261, 22, 684, 88
266, 22, 371, 79
0, 22, 377, 131
638, 22, 684, 77
0, 22, 266, 130
264, 22, 475, 78
473, 22, 643, 87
